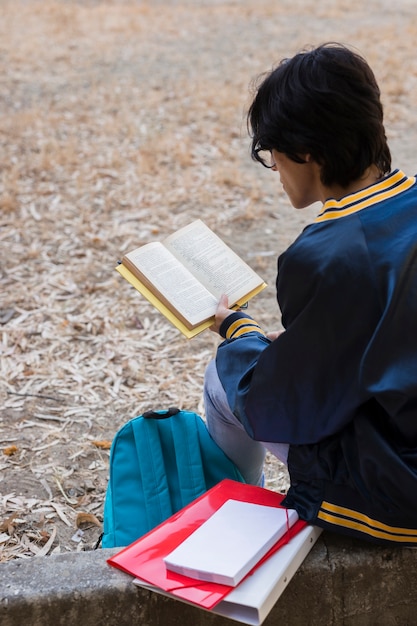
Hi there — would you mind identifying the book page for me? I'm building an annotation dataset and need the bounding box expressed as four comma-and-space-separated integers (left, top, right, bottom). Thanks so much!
116, 265, 215, 338
164, 220, 264, 303
122, 242, 218, 327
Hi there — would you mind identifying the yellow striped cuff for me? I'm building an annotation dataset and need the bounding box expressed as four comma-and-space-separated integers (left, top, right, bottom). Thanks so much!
225, 316, 266, 340
318, 501, 417, 543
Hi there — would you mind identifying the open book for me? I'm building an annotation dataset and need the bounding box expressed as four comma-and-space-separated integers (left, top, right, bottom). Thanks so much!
116, 220, 267, 338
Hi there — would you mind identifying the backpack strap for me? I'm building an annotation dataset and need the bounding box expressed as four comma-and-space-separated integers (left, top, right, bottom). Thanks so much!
142, 406, 180, 420
169, 411, 208, 508
131, 415, 174, 532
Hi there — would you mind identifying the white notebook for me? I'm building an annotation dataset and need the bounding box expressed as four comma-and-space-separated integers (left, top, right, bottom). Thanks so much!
135, 525, 322, 626
163, 499, 298, 586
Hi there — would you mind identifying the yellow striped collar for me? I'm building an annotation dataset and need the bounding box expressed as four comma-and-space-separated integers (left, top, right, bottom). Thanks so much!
315, 169, 416, 223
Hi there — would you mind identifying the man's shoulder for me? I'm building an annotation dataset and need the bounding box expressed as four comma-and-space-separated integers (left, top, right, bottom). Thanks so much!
280, 216, 361, 269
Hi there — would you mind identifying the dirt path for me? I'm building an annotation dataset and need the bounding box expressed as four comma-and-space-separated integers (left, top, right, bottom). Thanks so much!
1, 0, 417, 560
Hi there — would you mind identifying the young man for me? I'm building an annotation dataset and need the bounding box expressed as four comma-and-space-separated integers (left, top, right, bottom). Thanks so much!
204, 43, 417, 544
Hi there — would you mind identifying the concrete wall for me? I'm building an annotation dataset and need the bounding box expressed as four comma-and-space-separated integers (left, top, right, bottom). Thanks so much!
1, 533, 417, 626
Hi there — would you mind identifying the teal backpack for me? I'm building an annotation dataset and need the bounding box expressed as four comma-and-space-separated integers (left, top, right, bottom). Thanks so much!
102, 407, 245, 548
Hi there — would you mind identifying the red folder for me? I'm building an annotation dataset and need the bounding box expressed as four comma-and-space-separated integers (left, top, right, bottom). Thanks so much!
107, 480, 306, 610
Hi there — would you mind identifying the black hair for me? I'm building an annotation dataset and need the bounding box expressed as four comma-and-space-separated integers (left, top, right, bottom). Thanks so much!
247, 43, 391, 188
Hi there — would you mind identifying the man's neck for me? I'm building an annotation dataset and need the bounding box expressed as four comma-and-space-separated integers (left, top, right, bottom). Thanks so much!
321, 165, 383, 203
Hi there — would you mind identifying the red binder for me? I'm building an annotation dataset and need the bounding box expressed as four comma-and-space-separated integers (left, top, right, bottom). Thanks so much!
107, 480, 306, 610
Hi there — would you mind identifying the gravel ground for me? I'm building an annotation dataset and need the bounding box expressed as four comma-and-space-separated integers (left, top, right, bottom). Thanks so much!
1, 0, 417, 560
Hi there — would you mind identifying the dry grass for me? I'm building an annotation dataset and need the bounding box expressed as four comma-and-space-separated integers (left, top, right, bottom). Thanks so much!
1, 0, 417, 561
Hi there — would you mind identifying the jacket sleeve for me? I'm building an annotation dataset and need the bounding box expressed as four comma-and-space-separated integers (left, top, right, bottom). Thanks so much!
216, 219, 382, 445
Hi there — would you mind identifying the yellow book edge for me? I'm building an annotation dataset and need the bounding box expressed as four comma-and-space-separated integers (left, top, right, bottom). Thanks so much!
116, 264, 267, 339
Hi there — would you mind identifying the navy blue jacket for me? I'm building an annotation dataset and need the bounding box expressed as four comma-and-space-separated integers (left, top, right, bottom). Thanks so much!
217, 170, 417, 544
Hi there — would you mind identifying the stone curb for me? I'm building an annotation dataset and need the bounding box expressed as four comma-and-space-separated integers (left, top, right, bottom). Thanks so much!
1, 534, 417, 626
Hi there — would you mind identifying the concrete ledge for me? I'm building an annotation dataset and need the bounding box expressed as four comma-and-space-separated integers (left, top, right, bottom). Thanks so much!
1, 534, 417, 626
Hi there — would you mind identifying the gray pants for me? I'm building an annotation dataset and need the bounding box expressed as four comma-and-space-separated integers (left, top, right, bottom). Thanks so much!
203, 359, 289, 485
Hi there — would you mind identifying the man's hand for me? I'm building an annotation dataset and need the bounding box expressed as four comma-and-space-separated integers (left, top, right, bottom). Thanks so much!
266, 330, 285, 341
210, 294, 236, 335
